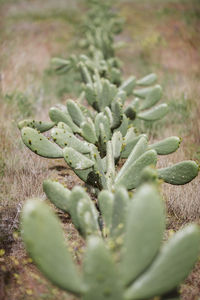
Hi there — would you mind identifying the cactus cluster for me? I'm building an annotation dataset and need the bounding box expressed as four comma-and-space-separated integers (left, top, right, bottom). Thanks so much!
22, 184, 200, 300
80, 0, 124, 59
19, 1, 200, 299
19, 123, 198, 191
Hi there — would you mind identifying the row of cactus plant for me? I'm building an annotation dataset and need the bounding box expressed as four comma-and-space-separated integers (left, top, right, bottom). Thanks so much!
19, 121, 198, 191
19, 0, 200, 299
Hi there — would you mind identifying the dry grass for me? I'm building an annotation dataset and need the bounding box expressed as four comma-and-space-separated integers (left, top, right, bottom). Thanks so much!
0, 101, 55, 248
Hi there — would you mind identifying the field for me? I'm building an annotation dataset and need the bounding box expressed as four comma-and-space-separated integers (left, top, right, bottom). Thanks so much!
0, 0, 200, 299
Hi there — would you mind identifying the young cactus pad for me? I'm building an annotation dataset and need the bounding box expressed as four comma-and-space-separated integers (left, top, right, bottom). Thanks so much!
149, 136, 181, 155
43, 180, 100, 237
121, 184, 165, 285
21, 184, 200, 299
21, 127, 63, 158
43, 180, 71, 212
21, 199, 85, 294
137, 103, 168, 121
139, 84, 162, 111
157, 160, 199, 185
18, 119, 55, 133
136, 73, 157, 86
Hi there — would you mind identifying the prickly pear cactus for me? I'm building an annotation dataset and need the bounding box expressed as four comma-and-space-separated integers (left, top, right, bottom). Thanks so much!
19, 1, 200, 299
19, 124, 199, 190
21, 184, 200, 300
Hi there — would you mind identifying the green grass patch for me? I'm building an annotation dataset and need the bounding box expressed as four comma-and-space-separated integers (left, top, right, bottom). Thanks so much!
8, 10, 80, 25
4, 91, 35, 119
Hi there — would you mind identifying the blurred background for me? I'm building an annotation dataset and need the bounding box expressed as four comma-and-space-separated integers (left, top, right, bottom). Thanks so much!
0, 0, 200, 299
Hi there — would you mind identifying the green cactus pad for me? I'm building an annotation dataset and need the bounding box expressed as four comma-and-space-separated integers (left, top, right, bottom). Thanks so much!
104, 106, 114, 126
79, 103, 94, 119
140, 85, 162, 110
18, 119, 55, 133
88, 144, 107, 189
121, 134, 147, 159
115, 150, 157, 190
43, 180, 71, 212
133, 86, 156, 99
122, 184, 165, 285
63, 148, 96, 185
110, 187, 129, 240
109, 67, 122, 85
99, 123, 108, 154
117, 136, 148, 180
101, 156, 107, 173
66, 100, 86, 126
149, 136, 181, 155
136, 73, 157, 86
51, 57, 71, 73
106, 141, 115, 189
95, 113, 111, 140
21, 127, 63, 158
137, 103, 168, 121
77, 198, 100, 237
51, 128, 91, 153
81, 120, 98, 144
157, 160, 199, 185
79, 62, 93, 84
68, 186, 91, 230
111, 131, 123, 160
130, 97, 140, 111
116, 89, 127, 104
63, 147, 94, 170
98, 190, 114, 231
83, 236, 123, 300
116, 114, 129, 136
111, 101, 123, 129
120, 76, 136, 96
76, 168, 96, 185
139, 166, 159, 185
49, 107, 81, 133
125, 224, 200, 299
51, 57, 69, 66
99, 79, 116, 110
21, 199, 84, 294
124, 127, 137, 140
85, 83, 97, 107
57, 122, 73, 133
